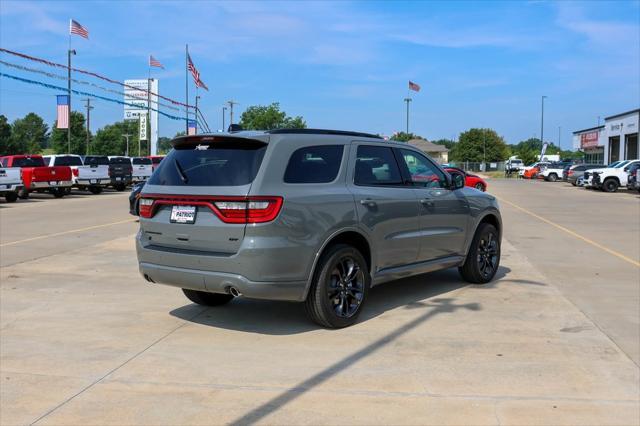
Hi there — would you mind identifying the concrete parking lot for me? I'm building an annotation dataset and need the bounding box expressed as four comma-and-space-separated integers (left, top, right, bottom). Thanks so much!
1, 182, 639, 425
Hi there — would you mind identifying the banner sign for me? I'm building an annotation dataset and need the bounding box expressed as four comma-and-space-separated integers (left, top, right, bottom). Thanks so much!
139, 115, 148, 141
580, 131, 599, 149
539, 142, 549, 159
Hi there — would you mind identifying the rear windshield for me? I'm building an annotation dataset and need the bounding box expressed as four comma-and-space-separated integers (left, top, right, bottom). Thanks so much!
147, 142, 267, 186
110, 157, 131, 165
14, 157, 45, 167
132, 158, 152, 165
84, 156, 109, 166
53, 156, 83, 166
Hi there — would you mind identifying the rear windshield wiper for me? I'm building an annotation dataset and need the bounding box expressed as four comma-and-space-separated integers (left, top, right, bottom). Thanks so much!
174, 159, 189, 184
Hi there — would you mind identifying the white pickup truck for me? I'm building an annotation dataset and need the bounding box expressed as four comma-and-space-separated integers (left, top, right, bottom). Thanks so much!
539, 162, 572, 182
584, 159, 640, 192
43, 155, 110, 194
0, 166, 23, 202
130, 157, 153, 183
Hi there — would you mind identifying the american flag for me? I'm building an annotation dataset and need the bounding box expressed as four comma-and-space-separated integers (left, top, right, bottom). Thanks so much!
408, 81, 421, 92
69, 19, 89, 39
187, 53, 209, 91
56, 95, 69, 129
187, 120, 197, 135
149, 55, 164, 69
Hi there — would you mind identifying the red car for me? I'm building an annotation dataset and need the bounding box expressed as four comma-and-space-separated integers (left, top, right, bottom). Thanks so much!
147, 155, 165, 171
0, 155, 72, 198
444, 167, 487, 191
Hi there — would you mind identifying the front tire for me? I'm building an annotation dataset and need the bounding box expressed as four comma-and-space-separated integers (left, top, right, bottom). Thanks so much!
182, 289, 234, 306
459, 223, 500, 284
547, 173, 558, 182
305, 244, 370, 328
602, 178, 619, 193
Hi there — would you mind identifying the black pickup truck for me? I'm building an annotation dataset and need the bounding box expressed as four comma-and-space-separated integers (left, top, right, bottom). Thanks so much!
83, 155, 132, 191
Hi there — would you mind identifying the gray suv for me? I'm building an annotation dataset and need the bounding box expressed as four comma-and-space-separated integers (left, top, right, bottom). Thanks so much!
136, 129, 502, 328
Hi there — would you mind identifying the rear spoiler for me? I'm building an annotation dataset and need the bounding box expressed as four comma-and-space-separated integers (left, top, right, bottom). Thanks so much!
171, 133, 269, 148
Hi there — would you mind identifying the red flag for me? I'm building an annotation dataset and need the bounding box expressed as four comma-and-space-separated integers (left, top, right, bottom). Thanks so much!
149, 55, 164, 69
409, 81, 421, 92
69, 19, 89, 39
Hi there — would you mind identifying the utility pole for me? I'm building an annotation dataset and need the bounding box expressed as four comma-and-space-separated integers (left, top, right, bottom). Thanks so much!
123, 134, 131, 157
67, 49, 76, 153
558, 126, 561, 151
404, 97, 412, 134
540, 95, 547, 145
83, 98, 93, 155
222, 106, 227, 131
227, 100, 238, 127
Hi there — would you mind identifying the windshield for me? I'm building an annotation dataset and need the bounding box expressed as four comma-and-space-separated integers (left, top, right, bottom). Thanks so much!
148, 141, 267, 186
614, 161, 630, 168
132, 158, 152, 165
14, 157, 45, 167
84, 156, 110, 166
54, 156, 83, 166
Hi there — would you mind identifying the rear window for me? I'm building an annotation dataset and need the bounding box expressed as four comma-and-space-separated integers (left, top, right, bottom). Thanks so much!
53, 156, 83, 166
148, 142, 267, 186
14, 157, 45, 167
84, 156, 109, 166
110, 157, 131, 165
132, 157, 152, 165
284, 145, 344, 183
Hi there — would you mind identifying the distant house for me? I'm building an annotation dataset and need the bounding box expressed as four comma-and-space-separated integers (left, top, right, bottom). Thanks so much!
407, 139, 449, 164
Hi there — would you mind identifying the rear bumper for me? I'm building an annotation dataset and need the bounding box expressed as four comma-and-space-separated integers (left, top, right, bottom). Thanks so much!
110, 177, 132, 185
29, 180, 72, 189
75, 178, 110, 186
139, 262, 307, 302
0, 183, 23, 193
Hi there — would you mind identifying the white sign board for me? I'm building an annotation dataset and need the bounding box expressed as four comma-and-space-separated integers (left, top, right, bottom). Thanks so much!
139, 115, 148, 141
124, 79, 159, 155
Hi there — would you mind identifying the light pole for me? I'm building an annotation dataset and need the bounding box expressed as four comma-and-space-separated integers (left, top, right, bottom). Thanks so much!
558, 126, 561, 151
123, 134, 131, 157
67, 49, 76, 153
227, 100, 238, 128
540, 95, 547, 146
222, 106, 227, 131
404, 97, 412, 134
483, 129, 486, 172
83, 98, 93, 155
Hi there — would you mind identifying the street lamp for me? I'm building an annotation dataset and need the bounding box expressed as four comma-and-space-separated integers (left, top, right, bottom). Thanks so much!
222, 106, 227, 131
123, 134, 131, 157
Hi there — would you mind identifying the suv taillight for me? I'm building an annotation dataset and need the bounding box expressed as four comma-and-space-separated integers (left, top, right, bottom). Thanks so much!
138, 195, 283, 224
72, 168, 79, 177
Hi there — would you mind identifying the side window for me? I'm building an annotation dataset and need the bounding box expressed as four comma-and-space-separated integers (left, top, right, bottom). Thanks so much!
284, 145, 344, 184
399, 149, 447, 189
354, 145, 402, 186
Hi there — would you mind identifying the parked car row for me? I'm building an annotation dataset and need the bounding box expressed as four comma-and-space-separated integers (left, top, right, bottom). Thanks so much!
0, 154, 164, 202
526, 159, 640, 193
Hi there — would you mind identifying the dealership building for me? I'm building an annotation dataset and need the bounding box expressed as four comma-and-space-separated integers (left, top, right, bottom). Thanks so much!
573, 109, 639, 164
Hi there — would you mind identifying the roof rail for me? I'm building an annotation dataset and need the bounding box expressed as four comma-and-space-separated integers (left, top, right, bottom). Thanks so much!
267, 128, 383, 139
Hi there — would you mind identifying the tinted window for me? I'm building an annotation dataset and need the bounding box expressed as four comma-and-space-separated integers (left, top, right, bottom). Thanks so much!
14, 157, 45, 167
53, 156, 83, 166
354, 146, 402, 186
151, 157, 163, 164
284, 145, 343, 184
110, 157, 131, 165
132, 157, 152, 165
573, 166, 586, 171
83, 156, 110, 166
148, 141, 267, 186
399, 149, 447, 188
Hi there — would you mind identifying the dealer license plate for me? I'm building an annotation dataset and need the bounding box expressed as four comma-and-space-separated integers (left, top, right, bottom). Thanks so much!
90, 179, 97, 184
170, 205, 197, 224
49, 181, 58, 186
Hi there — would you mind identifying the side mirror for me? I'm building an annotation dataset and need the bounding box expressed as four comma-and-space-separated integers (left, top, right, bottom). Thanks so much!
450, 171, 465, 190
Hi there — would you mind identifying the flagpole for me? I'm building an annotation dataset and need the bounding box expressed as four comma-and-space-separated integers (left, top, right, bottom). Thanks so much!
67, 20, 72, 153
147, 57, 151, 156
185, 44, 189, 133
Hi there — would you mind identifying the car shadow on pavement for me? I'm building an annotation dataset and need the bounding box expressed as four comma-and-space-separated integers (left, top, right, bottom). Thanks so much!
170, 265, 525, 336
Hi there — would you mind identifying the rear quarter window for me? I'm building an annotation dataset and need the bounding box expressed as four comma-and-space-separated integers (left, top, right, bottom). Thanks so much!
284, 145, 344, 184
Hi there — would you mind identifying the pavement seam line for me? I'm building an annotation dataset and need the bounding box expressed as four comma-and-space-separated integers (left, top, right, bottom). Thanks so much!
0, 219, 136, 247
495, 195, 640, 268
29, 307, 208, 425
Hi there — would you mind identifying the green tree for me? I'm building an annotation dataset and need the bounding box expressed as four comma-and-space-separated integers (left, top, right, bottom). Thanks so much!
92, 120, 141, 156
239, 103, 306, 130
0, 115, 17, 156
9, 113, 49, 154
50, 111, 87, 154
391, 132, 420, 142
157, 136, 172, 154
432, 138, 457, 150
450, 128, 509, 162
518, 148, 538, 166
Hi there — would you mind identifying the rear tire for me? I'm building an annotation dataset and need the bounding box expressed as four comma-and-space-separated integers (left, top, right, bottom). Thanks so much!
114, 183, 126, 192
305, 244, 370, 328
52, 188, 65, 198
18, 189, 29, 199
571, 182, 577, 186
602, 178, 619, 193
5, 192, 18, 203
548, 173, 558, 182
88, 186, 102, 194
182, 289, 234, 306
459, 223, 501, 284
474, 183, 485, 191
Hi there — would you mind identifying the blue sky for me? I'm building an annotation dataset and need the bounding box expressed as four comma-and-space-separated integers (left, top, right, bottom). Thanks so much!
1, 0, 638, 148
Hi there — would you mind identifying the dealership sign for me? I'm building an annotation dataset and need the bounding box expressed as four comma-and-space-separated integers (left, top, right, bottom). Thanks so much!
580, 131, 599, 148
123, 78, 159, 154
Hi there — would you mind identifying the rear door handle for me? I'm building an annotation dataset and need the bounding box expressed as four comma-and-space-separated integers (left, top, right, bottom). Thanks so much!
360, 199, 377, 208
420, 198, 434, 207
